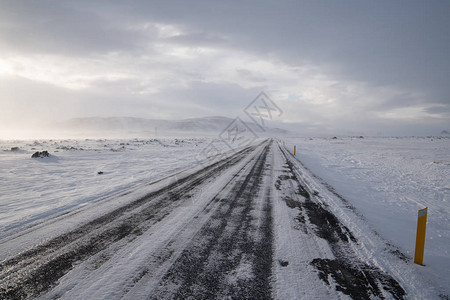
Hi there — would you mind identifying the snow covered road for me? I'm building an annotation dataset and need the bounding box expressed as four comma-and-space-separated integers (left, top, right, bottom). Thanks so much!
0, 139, 442, 299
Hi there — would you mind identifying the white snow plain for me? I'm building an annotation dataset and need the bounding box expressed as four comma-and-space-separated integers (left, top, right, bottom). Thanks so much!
1, 136, 449, 297
284, 136, 450, 296
0, 138, 220, 237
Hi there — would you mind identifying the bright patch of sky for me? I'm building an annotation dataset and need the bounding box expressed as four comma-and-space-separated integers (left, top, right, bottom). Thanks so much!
0, 0, 449, 135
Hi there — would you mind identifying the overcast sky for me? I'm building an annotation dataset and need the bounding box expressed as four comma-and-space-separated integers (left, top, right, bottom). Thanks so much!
0, 0, 449, 135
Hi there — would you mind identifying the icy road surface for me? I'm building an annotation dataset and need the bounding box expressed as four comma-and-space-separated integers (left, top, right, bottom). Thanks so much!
0, 139, 445, 299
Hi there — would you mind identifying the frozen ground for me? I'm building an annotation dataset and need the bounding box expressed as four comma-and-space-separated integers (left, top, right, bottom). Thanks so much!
285, 136, 450, 295
0, 138, 218, 236
0, 136, 448, 298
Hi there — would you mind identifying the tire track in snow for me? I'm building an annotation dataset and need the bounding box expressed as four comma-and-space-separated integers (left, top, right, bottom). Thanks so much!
276, 143, 406, 299
150, 140, 273, 299
1, 138, 411, 299
43, 140, 273, 299
0, 142, 263, 299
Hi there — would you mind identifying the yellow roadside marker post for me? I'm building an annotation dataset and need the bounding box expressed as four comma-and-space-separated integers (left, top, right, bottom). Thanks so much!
283, 141, 285, 147
294, 146, 296, 155
414, 207, 428, 265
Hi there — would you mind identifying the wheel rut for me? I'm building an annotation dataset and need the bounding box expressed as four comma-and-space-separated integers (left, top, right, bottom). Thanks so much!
0, 143, 263, 299
150, 140, 274, 299
276, 144, 406, 299
0, 139, 410, 299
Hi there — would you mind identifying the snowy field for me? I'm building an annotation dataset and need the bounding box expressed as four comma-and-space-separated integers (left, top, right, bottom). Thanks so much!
1, 136, 449, 297
0, 138, 222, 236
285, 136, 450, 294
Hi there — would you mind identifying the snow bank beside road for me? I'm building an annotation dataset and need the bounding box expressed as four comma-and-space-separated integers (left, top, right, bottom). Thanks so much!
285, 136, 450, 295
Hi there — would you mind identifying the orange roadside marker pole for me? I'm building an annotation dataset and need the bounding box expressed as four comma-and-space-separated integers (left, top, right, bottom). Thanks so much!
414, 207, 428, 265
294, 145, 296, 155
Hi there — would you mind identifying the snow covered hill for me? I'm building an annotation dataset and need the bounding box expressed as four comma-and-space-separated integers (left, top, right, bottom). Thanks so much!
53, 116, 289, 136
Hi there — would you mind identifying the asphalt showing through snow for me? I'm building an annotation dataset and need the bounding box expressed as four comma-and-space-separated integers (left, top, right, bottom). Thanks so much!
151, 140, 273, 299
276, 145, 405, 299
0, 139, 407, 299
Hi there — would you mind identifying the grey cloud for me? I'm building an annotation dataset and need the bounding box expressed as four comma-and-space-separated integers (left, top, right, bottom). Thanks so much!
1, 0, 449, 135
424, 105, 450, 116
366, 93, 425, 112
122, 1, 450, 105
3, 0, 449, 97
0, 1, 146, 56
165, 32, 230, 47
236, 69, 267, 83
150, 81, 264, 118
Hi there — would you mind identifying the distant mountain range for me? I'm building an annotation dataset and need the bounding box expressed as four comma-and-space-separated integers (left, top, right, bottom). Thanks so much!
53, 116, 290, 136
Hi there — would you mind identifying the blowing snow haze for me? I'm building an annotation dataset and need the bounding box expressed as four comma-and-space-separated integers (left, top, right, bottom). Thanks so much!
0, 1, 449, 137
51, 116, 289, 138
